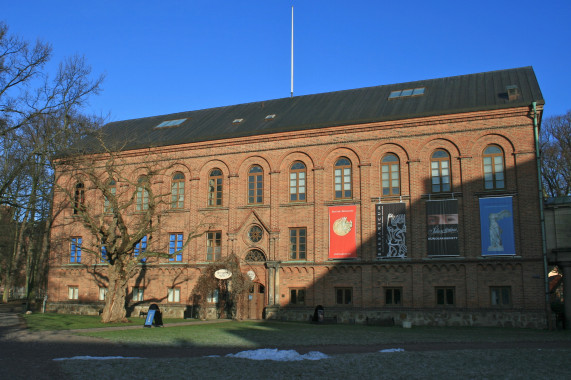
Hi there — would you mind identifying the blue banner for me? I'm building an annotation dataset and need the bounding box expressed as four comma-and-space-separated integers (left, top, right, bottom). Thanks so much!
479, 197, 515, 256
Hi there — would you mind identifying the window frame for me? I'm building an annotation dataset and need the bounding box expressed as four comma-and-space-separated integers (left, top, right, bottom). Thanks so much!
103, 179, 116, 213
206, 231, 222, 261
171, 172, 185, 209
490, 286, 511, 307
384, 287, 402, 306
132, 287, 144, 302
248, 165, 264, 204
73, 182, 85, 214
208, 168, 223, 206
169, 233, 183, 262
98, 287, 107, 301
335, 287, 353, 305
289, 161, 307, 202
334, 157, 352, 199
289, 227, 307, 260
70, 237, 82, 263
483, 145, 505, 190
435, 287, 455, 306
290, 288, 306, 305
68, 286, 79, 300
136, 176, 149, 211
167, 287, 181, 303
381, 154, 401, 196
134, 235, 147, 262
430, 150, 451, 193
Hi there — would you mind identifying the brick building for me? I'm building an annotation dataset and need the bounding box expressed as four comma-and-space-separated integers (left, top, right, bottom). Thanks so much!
47, 67, 549, 327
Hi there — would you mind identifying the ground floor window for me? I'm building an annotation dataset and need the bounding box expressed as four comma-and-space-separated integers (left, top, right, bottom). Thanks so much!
335, 287, 352, 305
290, 288, 306, 305
68, 286, 78, 300
132, 287, 144, 302
436, 287, 455, 306
490, 286, 511, 307
385, 287, 402, 305
99, 287, 107, 301
207, 289, 219, 303
167, 287, 181, 303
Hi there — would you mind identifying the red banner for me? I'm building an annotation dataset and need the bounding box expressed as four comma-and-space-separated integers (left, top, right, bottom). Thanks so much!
329, 205, 357, 259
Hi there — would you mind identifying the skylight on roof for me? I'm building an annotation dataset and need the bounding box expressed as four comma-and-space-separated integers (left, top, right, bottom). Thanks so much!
155, 119, 187, 128
265, 114, 276, 120
232, 118, 244, 124
388, 87, 425, 99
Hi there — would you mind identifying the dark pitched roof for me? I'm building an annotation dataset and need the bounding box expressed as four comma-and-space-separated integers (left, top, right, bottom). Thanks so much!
91, 66, 544, 152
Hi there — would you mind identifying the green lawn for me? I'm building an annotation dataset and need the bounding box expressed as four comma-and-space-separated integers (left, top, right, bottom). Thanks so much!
22, 312, 185, 330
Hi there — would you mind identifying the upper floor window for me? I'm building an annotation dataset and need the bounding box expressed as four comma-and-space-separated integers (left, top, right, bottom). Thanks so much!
248, 165, 264, 204
483, 145, 505, 190
104, 179, 116, 213
206, 231, 221, 261
431, 150, 451, 193
289, 227, 307, 260
334, 157, 352, 199
136, 176, 149, 211
381, 154, 400, 196
208, 169, 223, 206
169, 233, 183, 262
70, 237, 82, 263
171, 172, 185, 209
73, 182, 85, 214
289, 161, 306, 202
134, 235, 147, 262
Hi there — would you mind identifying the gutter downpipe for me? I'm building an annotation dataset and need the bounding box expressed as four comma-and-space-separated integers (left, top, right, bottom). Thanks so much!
532, 101, 551, 329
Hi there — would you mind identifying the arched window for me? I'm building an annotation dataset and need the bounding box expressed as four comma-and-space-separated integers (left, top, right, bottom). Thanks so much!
208, 169, 223, 206
104, 179, 116, 213
334, 157, 352, 199
483, 145, 505, 190
430, 150, 451, 193
248, 165, 264, 204
171, 172, 185, 209
289, 161, 306, 202
381, 154, 400, 196
245, 249, 266, 262
136, 176, 149, 211
73, 182, 85, 214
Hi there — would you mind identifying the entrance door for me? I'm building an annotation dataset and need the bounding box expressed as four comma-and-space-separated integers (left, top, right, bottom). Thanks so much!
247, 283, 266, 319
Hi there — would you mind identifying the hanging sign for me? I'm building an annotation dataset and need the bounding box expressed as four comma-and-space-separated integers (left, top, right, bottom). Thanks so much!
479, 197, 515, 256
329, 205, 357, 259
215, 269, 232, 279
426, 199, 459, 256
376, 202, 407, 258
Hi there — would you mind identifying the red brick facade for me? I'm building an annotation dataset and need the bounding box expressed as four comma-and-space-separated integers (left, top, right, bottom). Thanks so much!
47, 77, 548, 327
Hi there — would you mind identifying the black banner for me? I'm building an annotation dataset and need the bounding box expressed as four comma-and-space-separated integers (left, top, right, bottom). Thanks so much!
426, 199, 459, 256
376, 203, 407, 258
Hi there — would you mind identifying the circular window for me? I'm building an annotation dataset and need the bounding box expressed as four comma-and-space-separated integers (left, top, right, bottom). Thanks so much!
248, 225, 263, 243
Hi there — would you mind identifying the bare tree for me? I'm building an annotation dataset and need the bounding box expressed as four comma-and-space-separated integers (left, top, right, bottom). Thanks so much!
55, 142, 213, 323
541, 110, 571, 197
0, 21, 103, 305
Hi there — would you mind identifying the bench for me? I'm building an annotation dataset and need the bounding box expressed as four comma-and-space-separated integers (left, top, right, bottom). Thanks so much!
139, 310, 148, 318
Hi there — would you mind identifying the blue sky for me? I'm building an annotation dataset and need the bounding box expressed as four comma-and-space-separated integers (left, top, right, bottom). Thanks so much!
3, 1, 570, 122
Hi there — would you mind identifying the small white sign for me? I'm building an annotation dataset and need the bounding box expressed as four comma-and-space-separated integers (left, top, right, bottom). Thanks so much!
215, 269, 232, 279
247, 270, 256, 280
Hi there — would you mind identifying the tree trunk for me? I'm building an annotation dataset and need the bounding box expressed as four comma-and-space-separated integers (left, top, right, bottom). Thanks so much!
100, 264, 130, 323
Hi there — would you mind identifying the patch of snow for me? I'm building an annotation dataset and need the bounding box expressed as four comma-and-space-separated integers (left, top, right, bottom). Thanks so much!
224, 348, 329, 361
379, 348, 405, 353
53, 356, 142, 361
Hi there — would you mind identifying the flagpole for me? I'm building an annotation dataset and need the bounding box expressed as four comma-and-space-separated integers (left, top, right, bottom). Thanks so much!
291, 6, 294, 98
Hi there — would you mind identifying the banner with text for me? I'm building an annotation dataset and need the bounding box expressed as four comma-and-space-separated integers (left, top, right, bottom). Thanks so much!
426, 199, 459, 256
329, 205, 357, 259
479, 197, 515, 256
376, 203, 407, 258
